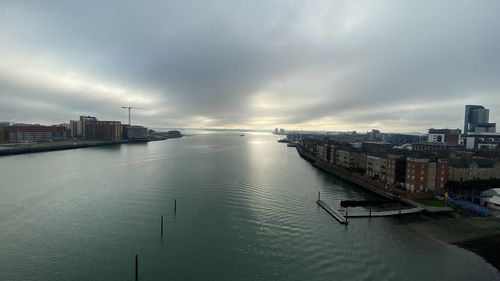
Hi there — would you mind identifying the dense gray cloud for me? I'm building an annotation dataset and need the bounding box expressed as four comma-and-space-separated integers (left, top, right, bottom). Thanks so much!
0, 0, 499, 132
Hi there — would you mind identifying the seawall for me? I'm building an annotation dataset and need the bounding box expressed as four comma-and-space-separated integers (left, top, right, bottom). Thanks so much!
0, 140, 129, 156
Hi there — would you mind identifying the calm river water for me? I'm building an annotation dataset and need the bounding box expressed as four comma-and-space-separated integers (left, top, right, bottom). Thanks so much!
0, 132, 498, 280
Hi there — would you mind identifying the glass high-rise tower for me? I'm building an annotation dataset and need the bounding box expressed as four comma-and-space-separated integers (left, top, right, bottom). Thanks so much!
464, 105, 496, 134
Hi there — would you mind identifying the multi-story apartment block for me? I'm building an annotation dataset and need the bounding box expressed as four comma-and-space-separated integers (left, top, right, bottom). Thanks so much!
428, 128, 461, 144
366, 155, 388, 182
84, 120, 122, 141
334, 146, 366, 171
387, 154, 407, 186
449, 158, 500, 182
122, 125, 149, 140
405, 157, 448, 193
7, 125, 68, 143
70, 116, 122, 141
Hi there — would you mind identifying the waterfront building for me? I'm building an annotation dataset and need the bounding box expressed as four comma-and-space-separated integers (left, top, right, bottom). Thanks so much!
352, 149, 367, 171
333, 145, 366, 171
84, 120, 122, 140
387, 154, 407, 186
329, 144, 338, 165
7, 125, 68, 143
366, 154, 388, 182
405, 156, 449, 193
316, 145, 330, 162
0, 122, 9, 143
464, 105, 496, 134
334, 148, 352, 169
448, 158, 500, 182
70, 116, 122, 141
79, 116, 98, 137
168, 131, 182, 138
69, 119, 83, 138
122, 125, 149, 140
317, 145, 325, 161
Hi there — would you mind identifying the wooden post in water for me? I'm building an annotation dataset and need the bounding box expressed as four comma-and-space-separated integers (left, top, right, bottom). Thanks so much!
135, 255, 138, 280
318, 191, 320, 201
161, 215, 164, 236
369, 207, 372, 218
174, 199, 177, 214
399, 206, 402, 216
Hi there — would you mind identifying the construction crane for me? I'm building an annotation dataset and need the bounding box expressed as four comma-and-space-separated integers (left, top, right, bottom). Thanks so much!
121, 106, 150, 125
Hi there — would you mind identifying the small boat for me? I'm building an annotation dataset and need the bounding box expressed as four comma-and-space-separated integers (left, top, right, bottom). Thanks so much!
239, 134, 245, 137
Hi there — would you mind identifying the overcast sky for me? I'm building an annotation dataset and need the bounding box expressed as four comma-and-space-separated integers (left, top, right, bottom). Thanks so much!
1, 1, 499, 132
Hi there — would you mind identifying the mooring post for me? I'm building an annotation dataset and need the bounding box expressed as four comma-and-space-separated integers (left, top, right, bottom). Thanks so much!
369, 207, 372, 218
399, 206, 402, 215
174, 199, 177, 214
135, 255, 138, 280
318, 191, 320, 201
161, 215, 164, 236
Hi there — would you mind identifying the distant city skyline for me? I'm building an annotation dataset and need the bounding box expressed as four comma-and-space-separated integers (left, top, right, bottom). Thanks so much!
1, 1, 499, 132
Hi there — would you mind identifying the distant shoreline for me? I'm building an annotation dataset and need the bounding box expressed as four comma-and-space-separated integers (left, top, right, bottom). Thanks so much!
0, 139, 136, 156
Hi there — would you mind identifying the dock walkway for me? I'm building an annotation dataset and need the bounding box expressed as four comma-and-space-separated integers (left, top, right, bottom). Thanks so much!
316, 200, 348, 224
341, 207, 424, 218
317, 198, 423, 224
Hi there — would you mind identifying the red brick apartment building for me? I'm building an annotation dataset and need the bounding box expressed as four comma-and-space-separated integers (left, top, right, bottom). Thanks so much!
405, 157, 449, 193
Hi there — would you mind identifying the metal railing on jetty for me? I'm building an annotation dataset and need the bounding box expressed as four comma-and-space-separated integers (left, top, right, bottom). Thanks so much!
317, 194, 423, 224
316, 192, 348, 224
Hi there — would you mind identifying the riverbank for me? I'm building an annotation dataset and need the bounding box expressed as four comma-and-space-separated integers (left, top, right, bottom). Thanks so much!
0, 140, 128, 156
404, 212, 500, 270
458, 234, 500, 271
293, 144, 500, 271
297, 145, 454, 212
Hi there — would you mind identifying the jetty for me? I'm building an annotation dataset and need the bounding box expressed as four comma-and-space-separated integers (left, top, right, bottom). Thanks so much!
316, 199, 348, 224
340, 207, 424, 218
